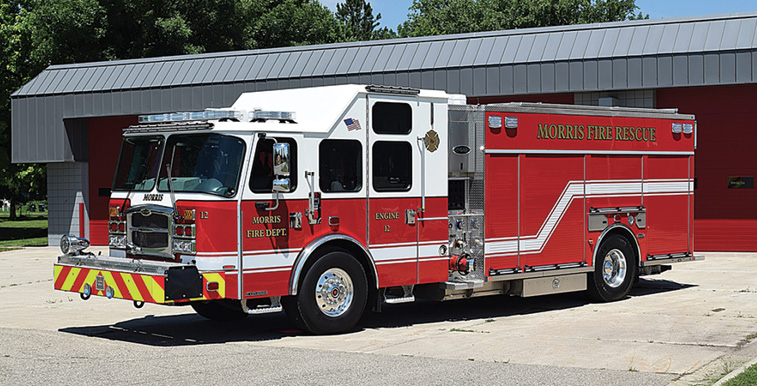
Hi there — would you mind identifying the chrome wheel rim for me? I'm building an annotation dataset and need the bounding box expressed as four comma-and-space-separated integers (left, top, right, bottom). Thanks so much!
602, 248, 627, 288
315, 268, 354, 317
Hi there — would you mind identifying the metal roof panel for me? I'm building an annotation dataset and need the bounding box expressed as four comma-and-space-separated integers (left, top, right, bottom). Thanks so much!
397, 43, 419, 70
643, 25, 664, 54
359, 46, 382, 72
22, 70, 53, 96
80, 66, 106, 92
736, 18, 757, 49
460, 38, 482, 66
410, 42, 432, 69
627, 26, 649, 56
291, 51, 314, 77
514, 35, 535, 62
436, 40, 458, 66
613, 27, 635, 56
269, 52, 292, 78
177, 60, 203, 85
570, 30, 592, 59
528, 34, 549, 61
371, 45, 393, 71
689, 22, 710, 51
240, 55, 266, 80
256, 53, 281, 79
301, 50, 324, 76
386, 44, 406, 70
153, 61, 179, 87
555, 32, 576, 60
720, 19, 741, 49
704, 21, 726, 50
422, 41, 444, 68
122, 63, 147, 89
133, 63, 158, 88
598, 28, 620, 57
474, 37, 496, 65
101, 66, 126, 89
324, 48, 348, 75
349, 46, 371, 72
446, 40, 470, 67
204, 57, 229, 83
673, 23, 695, 52
487, 36, 510, 64
658, 25, 679, 53
223, 56, 247, 82
584, 30, 605, 58
91, 66, 117, 90
313, 50, 335, 75
279, 52, 303, 78
336, 48, 359, 73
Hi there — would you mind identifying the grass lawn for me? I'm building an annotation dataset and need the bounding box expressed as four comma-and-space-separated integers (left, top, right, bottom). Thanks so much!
725, 362, 757, 386
0, 213, 48, 251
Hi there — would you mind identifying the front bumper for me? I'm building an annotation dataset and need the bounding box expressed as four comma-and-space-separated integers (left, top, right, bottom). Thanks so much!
54, 254, 225, 304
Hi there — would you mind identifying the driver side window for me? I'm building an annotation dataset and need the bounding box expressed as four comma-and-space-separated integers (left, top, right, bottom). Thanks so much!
249, 138, 297, 193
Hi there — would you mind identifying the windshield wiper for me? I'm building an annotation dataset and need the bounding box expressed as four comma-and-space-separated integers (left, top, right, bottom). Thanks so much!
165, 144, 180, 219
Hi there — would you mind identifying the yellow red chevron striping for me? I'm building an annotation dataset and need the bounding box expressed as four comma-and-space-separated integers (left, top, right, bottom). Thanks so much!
54, 264, 166, 304
54, 264, 229, 304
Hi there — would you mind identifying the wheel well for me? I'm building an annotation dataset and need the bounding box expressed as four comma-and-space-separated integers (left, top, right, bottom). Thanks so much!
290, 238, 378, 302
596, 225, 641, 267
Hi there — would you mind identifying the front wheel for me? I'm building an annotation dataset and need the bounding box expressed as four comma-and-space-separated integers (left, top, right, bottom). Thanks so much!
284, 250, 368, 334
587, 234, 638, 302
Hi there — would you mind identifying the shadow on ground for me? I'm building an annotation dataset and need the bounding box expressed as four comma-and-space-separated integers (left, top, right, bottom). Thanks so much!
59, 277, 696, 346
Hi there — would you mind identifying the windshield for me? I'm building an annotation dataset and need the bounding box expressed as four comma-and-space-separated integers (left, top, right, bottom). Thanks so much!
112, 136, 164, 191
157, 133, 246, 197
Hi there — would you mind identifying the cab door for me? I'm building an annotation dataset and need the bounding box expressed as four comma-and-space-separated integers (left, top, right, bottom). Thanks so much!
367, 97, 420, 287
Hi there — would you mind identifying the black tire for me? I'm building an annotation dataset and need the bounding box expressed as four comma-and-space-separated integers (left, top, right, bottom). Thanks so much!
191, 300, 248, 321
587, 234, 638, 302
286, 250, 368, 334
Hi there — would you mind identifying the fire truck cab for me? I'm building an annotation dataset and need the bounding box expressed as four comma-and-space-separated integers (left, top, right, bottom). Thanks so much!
54, 84, 699, 334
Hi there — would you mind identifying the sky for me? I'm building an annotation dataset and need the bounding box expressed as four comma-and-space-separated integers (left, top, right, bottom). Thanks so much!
321, 0, 757, 32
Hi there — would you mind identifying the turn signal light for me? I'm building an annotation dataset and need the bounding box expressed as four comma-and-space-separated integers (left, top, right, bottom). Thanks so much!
206, 282, 220, 292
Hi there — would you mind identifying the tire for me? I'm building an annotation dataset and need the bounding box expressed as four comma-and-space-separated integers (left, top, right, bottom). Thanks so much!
191, 300, 248, 321
285, 250, 368, 334
587, 234, 638, 302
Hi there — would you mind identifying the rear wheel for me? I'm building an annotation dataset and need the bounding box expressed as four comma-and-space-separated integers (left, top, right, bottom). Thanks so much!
191, 300, 248, 321
284, 250, 367, 334
587, 234, 638, 302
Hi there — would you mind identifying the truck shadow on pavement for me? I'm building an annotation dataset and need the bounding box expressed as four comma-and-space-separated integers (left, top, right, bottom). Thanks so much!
59, 277, 694, 347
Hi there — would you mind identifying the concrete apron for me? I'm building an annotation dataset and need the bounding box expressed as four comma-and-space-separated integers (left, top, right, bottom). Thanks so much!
1, 247, 756, 381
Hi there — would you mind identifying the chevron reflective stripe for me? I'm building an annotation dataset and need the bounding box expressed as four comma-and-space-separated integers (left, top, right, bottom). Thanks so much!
485, 179, 692, 256
54, 264, 166, 304
203, 272, 226, 298
54, 264, 228, 303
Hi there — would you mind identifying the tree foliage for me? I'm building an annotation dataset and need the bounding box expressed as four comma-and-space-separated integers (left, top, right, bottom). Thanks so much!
398, 0, 647, 37
336, 0, 395, 41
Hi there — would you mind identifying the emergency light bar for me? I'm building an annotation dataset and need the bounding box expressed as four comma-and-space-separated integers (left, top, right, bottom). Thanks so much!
137, 109, 296, 124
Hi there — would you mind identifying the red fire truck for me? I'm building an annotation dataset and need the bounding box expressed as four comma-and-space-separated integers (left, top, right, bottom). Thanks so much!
54, 84, 699, 334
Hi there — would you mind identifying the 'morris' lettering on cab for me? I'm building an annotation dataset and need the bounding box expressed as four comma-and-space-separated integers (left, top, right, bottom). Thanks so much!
251, 215, 282, 224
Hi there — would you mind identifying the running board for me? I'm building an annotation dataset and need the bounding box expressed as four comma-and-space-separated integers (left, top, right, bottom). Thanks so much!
383, 285, 415, 304
241, 296, 283, 314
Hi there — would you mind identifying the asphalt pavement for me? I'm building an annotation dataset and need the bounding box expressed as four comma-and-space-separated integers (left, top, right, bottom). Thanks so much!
1, 247, 756, 385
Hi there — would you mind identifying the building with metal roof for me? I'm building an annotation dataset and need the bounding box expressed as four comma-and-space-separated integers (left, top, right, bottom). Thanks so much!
11, 11, 757, 250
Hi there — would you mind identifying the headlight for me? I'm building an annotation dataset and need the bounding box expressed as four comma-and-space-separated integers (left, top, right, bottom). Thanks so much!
60, 235, 90, 255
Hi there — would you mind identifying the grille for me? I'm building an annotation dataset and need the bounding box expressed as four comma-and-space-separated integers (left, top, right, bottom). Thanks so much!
132, 230, 168, 249
126, 206, 173, 258
131, 212, 169, 228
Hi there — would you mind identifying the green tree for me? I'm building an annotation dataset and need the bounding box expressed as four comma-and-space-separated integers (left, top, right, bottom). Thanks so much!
0, 0, 344, 220
336, 0, 395, 41
398, 0, 647, 37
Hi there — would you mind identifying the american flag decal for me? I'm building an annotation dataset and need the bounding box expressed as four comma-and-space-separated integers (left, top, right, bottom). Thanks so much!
344, 118, 362, 131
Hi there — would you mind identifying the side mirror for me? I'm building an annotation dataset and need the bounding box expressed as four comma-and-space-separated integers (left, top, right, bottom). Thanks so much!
273, 142, 290, 177
272, 178, 290, 193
